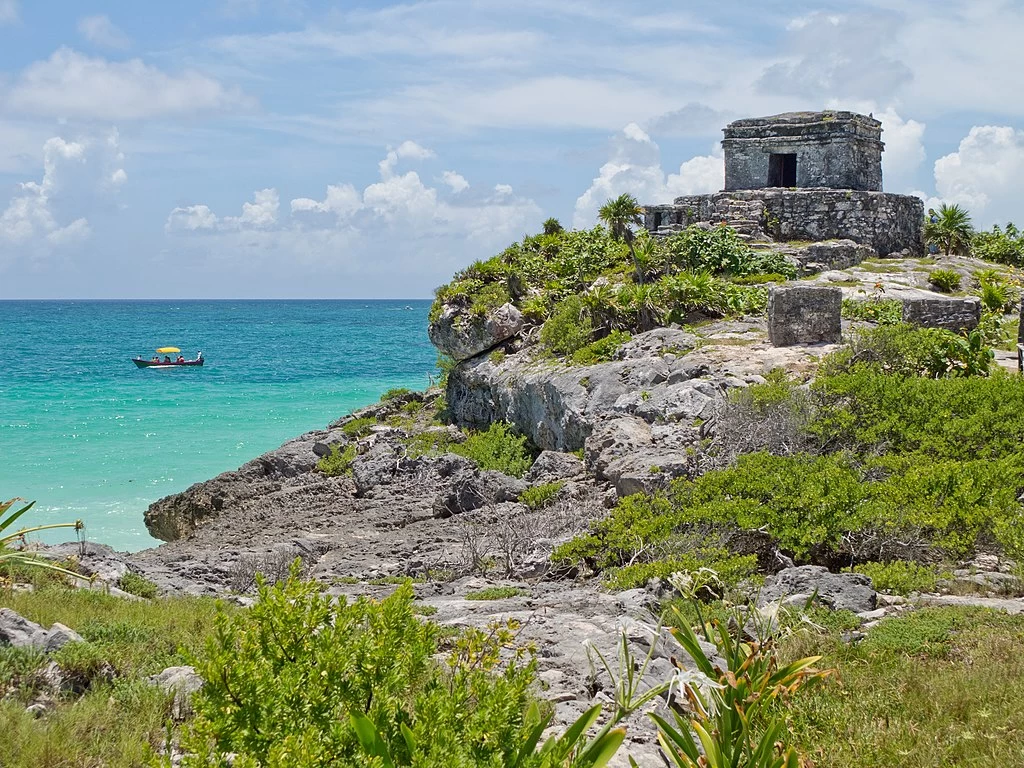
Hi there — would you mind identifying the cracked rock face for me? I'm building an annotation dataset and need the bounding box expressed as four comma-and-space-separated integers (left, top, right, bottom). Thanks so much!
427, 302, 524, 361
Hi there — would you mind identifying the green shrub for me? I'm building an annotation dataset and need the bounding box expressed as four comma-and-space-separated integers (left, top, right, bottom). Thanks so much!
729, 272, 789, 285
181, 571, 532, 766
821, 323, 993, 379
973, 222, 1024, 266
852, 560, 946, 595
116, 572, 159, 599
520, 481, 564, 511
316, 443, 356, 477
841, 298, 903, 325
540, 295, 593, 356
465, 586, 528, 601
980, 279, 1013, 313
451, 422, 534, 478
570, 330, 630, 366
380, 388, 412, 401
928, 268, 962, 292
342, 416, 377, 438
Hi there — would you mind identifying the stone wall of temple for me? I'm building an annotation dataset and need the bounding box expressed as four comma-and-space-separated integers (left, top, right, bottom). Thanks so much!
643, 189, 924, 256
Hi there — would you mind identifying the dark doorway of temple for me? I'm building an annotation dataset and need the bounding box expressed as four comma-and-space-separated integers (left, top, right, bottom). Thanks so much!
768, 153, 797, 187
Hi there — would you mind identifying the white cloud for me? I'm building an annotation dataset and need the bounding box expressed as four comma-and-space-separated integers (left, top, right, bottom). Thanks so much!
234, 188, 279, 228
77, 15, 130, 49
165, 205, 218, 232
441, 171, 469, 193
758, 11, 912, 103
290, 184, 362, 218
573, 123, 722, 228
378, 140, 435, 177
877, 109, 926, 193
493, 184, 513, 197
0, 0, 16, 24
6, 48, 252, 120
0, 132, 126, 262
166, 143, 542, 280
932, 125, 1024, 226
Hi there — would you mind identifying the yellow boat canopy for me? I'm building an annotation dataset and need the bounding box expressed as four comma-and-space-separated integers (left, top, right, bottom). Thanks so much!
156, 347, 180, 354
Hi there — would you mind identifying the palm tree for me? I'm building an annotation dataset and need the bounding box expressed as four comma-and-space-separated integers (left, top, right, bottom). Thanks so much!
924, 203, 974, 256
599, 193, 645, 283
542, 217, 564, 236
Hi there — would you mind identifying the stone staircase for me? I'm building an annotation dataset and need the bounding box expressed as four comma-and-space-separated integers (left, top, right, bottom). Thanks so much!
711, 197, 771, 242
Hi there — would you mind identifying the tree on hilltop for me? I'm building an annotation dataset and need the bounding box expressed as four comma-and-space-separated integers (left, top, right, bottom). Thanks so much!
599, 193, 645, 283
542, 217, 564, 235
924, 203, 974, 257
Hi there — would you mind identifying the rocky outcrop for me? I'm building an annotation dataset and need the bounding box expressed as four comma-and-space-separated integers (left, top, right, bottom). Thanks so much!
0, 608, 84, 652
758, 565, 877, 613
428, 303, 524, 361
446, 328, 704, 453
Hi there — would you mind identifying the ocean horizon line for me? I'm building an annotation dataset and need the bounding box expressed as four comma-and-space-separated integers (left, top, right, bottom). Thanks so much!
0, 297, 434, 302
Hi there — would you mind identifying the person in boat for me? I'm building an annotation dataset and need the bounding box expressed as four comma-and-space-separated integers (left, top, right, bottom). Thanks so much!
151, 356, 159, 362
177, 355, 185, 363
163, 355, 172, 363
197, 351, 203, 361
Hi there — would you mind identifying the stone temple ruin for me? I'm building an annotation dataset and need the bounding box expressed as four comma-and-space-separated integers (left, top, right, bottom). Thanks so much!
643, 111, 924, 257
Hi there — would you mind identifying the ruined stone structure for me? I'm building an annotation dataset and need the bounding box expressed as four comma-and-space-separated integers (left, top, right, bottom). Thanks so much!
724, 111, 883, 192
644, 111, 924, 257
767, 286, 842, 346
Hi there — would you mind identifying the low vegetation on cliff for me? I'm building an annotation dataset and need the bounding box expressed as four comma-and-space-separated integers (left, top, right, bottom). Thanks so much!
430, 198, 796, 363
554, 323, 1022, 590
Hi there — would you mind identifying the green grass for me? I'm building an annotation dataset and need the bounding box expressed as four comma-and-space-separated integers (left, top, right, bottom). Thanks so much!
341, 416, 377, 438
0, 585, 231, 768
116, 572, 159, 599
786, 607, 1024, 766
464, 586, 528, 601
852, 561, 948, 595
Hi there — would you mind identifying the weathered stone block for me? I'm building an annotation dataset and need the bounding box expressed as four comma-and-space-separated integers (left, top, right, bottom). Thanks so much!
767, 286, 841, 346
901, 297, 981, 332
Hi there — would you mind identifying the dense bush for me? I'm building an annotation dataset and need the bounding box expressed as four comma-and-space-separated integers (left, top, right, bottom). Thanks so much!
852, 560, 947, 595
180, 569, 631, 767
316, 443, 356, 477
431, 221, 789, 364
973, 222, 1024, 266
540, 295, 593, 356
820, 323, 993, 379
450, 422, 535, 478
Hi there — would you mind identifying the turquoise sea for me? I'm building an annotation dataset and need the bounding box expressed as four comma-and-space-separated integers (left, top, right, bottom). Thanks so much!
0, 300, 436, 552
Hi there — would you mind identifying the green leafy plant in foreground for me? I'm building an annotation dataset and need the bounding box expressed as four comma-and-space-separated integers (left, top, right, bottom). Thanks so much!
0, 499, 84, 582
175, 563, 635, 768
643, 572, 832, 768
520, 481, 564, 511
465, 586, 528, 601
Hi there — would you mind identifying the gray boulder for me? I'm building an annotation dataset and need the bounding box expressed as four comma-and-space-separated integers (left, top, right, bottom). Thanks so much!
149, 665, 204, 720
428, 303, 524, 361
36, 541, 131, 583
433, 469, 528, 517
524, 451, 586, 483
759, 566, 876, 613
902, 296, 981, 332
0, 608, 48, 649
43, 623, 85, 653
0, 609, 85, 653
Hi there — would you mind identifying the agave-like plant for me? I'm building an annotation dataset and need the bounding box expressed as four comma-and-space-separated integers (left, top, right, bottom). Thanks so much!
1, 498, 85, 581
638, 571, 832, 768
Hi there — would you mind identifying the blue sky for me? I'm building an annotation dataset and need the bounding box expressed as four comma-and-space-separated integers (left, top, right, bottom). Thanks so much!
2, 0, 1024, 298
